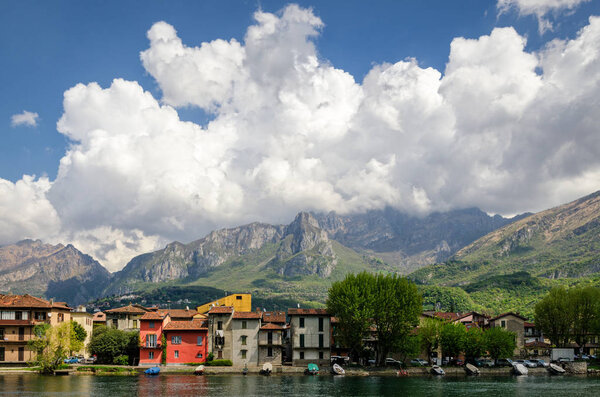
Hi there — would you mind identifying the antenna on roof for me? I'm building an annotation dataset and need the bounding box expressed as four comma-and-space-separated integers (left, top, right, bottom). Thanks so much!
186, 306, 189, 311
297, 303, 300, 308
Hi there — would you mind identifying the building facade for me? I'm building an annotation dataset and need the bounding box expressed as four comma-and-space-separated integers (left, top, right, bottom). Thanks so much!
288, 308, 330, 366
105, 304, 149, 331
163, 319, 208, 365
489, 312, 527, 355
70, 305, 94, 358
207, 306, 234, 361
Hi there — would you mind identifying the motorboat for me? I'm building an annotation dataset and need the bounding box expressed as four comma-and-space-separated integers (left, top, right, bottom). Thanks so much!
194, 365, 204, 375
242, 363, 249, 375
305, 363, 319, 375
464, 363, 480, 375
512, 363, 528, 375
144, 366, 160, 375
547, 363, 566, 375
259, 362, 272, 376
331, 363, 345, 375
430, 365, 445, 375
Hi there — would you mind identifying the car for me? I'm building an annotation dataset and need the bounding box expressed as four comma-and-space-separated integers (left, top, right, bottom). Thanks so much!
385, 358, 403, 367
516, 359, 537, 368
84, 356, 97, 364
473, 358, 494, 368
557, 357, 571, 363
495, 358, 514, 367
330, 356, 349, 366
63, 356, 79, 364
449, 358, 464, 366
533, 359, 548, 367
410, 358, 428, 366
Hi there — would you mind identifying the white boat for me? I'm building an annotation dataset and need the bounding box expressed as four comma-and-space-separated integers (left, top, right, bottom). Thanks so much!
512, 363, 528, 375
430, 365, 445, 375
259, 362, 272, 375
194, 365, 204, 375
331, 363, 345, 375
547, 363, 566, 375
465, 363, 480, 375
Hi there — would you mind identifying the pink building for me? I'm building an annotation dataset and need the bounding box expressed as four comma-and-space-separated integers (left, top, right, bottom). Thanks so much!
139, 311, 169, 365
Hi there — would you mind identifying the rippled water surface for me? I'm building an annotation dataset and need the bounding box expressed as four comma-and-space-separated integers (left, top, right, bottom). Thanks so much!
1, 373, 599, 396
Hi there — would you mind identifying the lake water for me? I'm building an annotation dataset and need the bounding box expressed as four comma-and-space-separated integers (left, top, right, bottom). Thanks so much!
1, 373, 599, 396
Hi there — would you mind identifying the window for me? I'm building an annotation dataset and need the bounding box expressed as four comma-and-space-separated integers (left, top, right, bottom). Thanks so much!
133, 320, 138, 328
196, 352, 203, 358
112, 319, 118, 327
236, 296, 242, 300
149, 321, 155, 329
58, 313, 64, 322
299, 334, 305, 348
318, 317, 323, 332
0, 328, 4, 339
319, 351, 324, 360
0, 311, 15, 320
34, 312, 46, 321
501, 320, 506, 328
318, 334, 324, 348
171, 336, 182, 345
242, 321, 247, 329
217, 321, 223, 330
241, 350, 247, 359
268, 331, 273, 344
15, 311, 22, 320
146, 334, 157, 348
197, 336, 203, 346
149, 351, 154, 359
300, 351, 304, 360
174, 350, 179, 359
241, 335, 247, 345
21, 311, 28, 320
299, 317, 305, 328
267, 347, 273, 357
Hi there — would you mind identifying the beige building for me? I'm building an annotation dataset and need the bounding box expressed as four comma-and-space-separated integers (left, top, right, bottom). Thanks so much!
489, 312, 527, 356
207, 306, 234, 361
288, 308, 330, 366
0, 294, 71, 364
104, 304, 149, 331
231, 311, 261, 366
70, 305, 94, 357
258, 322, 285, 365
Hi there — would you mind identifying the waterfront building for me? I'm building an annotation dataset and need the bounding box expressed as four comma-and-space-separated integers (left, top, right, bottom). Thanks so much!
70, 305, 94, 358
139, 311, 169, 365
489, 312, 527, 355
92, 311, 106, 328
231, 311, 261, 366
163, 319, 208, 364
196, 294, 251, 314
0, 294, 71, 364
207, 306, 235, 361
105, 304, 150, 331
288, 308, 330, 366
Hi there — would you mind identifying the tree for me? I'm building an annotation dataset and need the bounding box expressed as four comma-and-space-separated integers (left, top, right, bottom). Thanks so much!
534, 287, 573, 347
70, 321, 87, 355
483, 326, 516, 363
462, 327, 485, 363
419, 318, 441, 364
28, 322, 71, 374
88, 326, 139, 365
569, 287, 600, 353
440, 322, 465, 359
395, 334, 421, 366
327, 272, 375, 362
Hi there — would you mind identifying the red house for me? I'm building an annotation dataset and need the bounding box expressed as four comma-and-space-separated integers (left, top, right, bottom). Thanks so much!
163, 319, 208, 364
139, 311, 169, 365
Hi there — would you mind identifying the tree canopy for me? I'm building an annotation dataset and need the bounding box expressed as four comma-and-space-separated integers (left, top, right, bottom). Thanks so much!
88, 326, 139, 365
483, 326, 516, 362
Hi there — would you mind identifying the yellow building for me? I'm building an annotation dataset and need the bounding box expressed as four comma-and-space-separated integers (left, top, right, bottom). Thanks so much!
196, 294, 251, 314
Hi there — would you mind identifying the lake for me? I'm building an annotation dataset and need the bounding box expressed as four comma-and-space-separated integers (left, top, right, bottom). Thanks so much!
1, 373, 599, 396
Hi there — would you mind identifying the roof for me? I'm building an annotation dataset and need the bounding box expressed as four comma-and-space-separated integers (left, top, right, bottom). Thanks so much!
0, 294, 65, 309
287, 308, 329, 316
525, 340, 551, 348
260, 323, 284, 330
208, 306, 234, 314
489, 312, 528, 321
262, 311, 286, 323
455, 311, 490, 321
93, 312, 106, 321
233, 311, 262, 319
433, 312, 463, 321
166, 309, 198, 319
140, 311, 168, 321
105, 304, 149, 314
163, 319, 208, 330
524, 322, 536, 327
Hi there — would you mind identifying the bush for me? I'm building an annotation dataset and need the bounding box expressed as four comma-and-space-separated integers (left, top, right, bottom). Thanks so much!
204, 359, 232, 366
207, 352, 214, 362
113, 355, 129, 365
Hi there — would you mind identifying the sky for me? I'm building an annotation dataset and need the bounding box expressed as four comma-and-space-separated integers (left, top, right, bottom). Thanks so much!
1, 0, 600, 271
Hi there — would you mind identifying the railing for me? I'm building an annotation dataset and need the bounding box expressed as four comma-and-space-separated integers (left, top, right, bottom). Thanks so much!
1, 335, 31, 342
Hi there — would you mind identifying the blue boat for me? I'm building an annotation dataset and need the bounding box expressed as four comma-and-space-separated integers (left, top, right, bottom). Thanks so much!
304, 363, 319, 375
144, 366, 160, 375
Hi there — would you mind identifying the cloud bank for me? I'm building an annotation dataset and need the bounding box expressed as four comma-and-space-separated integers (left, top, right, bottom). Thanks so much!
498, 0, 591, 33
11, 110, 39, 127
2, 5, 600, 271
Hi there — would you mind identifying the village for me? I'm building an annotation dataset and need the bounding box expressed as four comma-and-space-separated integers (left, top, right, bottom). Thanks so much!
0, 291, 597, 376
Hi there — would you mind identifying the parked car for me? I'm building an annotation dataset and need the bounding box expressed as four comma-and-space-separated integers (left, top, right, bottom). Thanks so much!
63, 356, 79, 364
473, 358, 494, 367
385, 358, 403, 367
533, 359, 548, 367
516, 359, 537, 368
495, 358, 514, 367
330, 356, 349, 366
84, 356, 97, 364
449, 358, 464, 366
410, 358, 428, 366
557, 357, 571, 363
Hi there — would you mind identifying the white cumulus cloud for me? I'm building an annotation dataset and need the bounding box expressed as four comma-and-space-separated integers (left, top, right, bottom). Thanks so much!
11, 110, 39, 127
498, 0, 591, 33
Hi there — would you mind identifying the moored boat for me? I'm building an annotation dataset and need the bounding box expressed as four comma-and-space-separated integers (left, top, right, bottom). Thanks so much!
547, 363, 566, 375
430, 365, 445, 376
194, 365, 204, 375
259, 362, 272, 376
331, 363, 345, 375
144, 366, 160, 375
464, 363, 480, 375
512, 363, 528, 375
305, 363, 319, 375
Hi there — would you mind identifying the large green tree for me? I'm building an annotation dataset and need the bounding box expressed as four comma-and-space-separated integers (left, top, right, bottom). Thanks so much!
70, 321, 87, 355
463, 327, 486, 363
534, 287, 573, 347
483, 326, 516, 363
28, 322, 72, 374
419, 317, 441, 364
569, 286, 600, 353
88, 326, 139, 365
439, 322, 465, 359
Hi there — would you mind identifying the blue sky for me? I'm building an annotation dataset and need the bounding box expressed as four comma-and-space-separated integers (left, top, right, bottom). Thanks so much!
2, 0, 598, 182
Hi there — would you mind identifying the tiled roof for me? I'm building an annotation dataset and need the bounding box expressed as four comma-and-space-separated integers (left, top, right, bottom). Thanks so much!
525, 340, 551, 348
233, 311, 262, 319
163, 319, 208, 330
0, 294, 53, 308
489, 312, 528, 321
140, 311, 168, 321
524, 322, 536, 327
287, 308, 328, 316
262, 311, 286, 323
208, 306, 234, 314
260, 322, 284, 330
105, 304, 149, 314
433, 312, 463, 321
167, 309, 199, 319
456, 311, 490, 321
93, 312, 106, 321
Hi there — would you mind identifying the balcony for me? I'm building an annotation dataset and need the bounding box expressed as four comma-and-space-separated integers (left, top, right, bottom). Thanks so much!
0, 335, 31, 343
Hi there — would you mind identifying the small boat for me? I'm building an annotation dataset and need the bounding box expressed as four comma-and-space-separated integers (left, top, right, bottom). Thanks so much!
194, 365, 205, 375
465, 363, 480, 375
242, 364, 248, 375
512, 363, 528, 375
430, 365, 445, 376
144, 366, 160, 375
305, 363, 319, 375
259, 362, 272, 376
547, 363, 566, 375
331, 363, 345, 375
